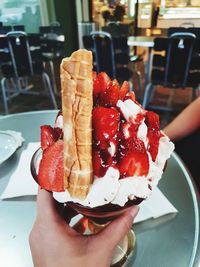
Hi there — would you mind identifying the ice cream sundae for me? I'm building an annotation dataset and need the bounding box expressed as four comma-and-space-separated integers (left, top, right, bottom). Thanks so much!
36, 49, 174, 210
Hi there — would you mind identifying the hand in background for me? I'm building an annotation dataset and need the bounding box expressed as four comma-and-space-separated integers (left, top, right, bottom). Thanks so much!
29, 189, 139, 267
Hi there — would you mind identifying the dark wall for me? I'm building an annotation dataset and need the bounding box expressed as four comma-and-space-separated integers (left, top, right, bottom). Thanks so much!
53, 0, 78, 56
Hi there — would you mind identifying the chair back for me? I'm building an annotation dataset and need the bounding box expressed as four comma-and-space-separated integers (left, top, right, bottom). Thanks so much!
168, 27, 200, 38
83, 31, 132, 82
151, 33, 200, 87
0, 31, 43, 78
13, 25, 25, 31
28, 33, 44, 74
90, 31, 116, 78
0, 26, 12, 34
112, 35, 131, 82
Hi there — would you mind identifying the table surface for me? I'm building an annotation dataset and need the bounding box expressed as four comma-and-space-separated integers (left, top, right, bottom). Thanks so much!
0, 110, 199, 267
127, 36, 155, 47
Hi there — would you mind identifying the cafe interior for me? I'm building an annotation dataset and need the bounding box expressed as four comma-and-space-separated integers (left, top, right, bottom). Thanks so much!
0, 0, 199, 267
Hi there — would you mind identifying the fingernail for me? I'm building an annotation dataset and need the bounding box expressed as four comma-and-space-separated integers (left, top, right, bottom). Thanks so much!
129, 206, 139, 218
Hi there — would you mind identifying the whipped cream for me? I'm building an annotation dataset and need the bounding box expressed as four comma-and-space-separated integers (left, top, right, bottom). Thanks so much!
117, 99, 145, 122
55, 114, 63, 128
54, 99, 174, 207
108, 141, 116, 157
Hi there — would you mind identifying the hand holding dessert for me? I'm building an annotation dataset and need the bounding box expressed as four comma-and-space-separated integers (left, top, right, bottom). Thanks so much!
30, 49, 174, 267
29, 188, 139, 267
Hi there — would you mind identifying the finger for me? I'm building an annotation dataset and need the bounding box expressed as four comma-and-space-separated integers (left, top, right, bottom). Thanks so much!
37, 188, 77, 221
36, 188, 80, 235
95, 206, 139, 250
36, 188, 60, 222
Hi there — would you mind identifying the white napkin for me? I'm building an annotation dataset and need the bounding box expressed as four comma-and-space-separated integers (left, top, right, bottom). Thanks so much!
1, 142, 39, 199
1, 142, 178, 222
135, 187, 177, 223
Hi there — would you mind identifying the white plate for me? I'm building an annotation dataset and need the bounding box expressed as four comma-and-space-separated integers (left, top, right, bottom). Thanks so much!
0, 131, 18, 164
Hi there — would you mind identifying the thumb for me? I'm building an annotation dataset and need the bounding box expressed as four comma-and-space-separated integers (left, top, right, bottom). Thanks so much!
96, 206, 139, 250
36, 188, 62, 223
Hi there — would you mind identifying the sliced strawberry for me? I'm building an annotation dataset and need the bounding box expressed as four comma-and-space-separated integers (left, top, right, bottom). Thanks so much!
124, 91, 135, 102
100, 80, 120, 106
119, 81, 129, 101
93, 71, 101, 98
121, 137, 146, 154
92, 107, 120, 150
41, 125, 56, 151
147, 129, 161, 161
146, 111, 161, 161
54, 127, 63, 140
93, 148, 114, 177
119, 151, 149, 178
98, 72, 110, 92
146, 111, 160, 130
38, 140, 64, 192
93, 149, 102, 177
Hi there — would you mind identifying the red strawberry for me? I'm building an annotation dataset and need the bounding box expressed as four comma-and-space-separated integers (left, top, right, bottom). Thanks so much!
41, 125, 56, 151
119, 151, 149, 178
121, 137, 146, 154
146, 111, 161, 161
93, 148, 114, 177
124, 91, 135, 102
92, 150, 102, 177
92, 107, 120, 150
38, 140, 64, 192
147, 129, 160, 161
119, 81, 129, 101
93, 149, 102, 177
53, 127, 63, 140
146, 111, 160, 130
93, 71, 101, 98
98, 72, 110, 92
100, 80, 120, 106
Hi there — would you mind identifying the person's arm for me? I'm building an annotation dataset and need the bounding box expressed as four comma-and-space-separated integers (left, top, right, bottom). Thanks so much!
163, 96, 200, 142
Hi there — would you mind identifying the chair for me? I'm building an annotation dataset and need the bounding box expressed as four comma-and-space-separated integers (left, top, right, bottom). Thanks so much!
168, 27, 200, 38
0, 31, 57, 114
142, 32, 200, 111
39, 25, 65, 94
85, 31, 141, 90
13, 25, 25, 31
0, 26, 12, 34
90, 31, 115, 79
82, 35, 97, 71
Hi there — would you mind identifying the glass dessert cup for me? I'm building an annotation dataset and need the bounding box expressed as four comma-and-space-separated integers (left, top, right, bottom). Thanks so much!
31, 148, 143, 266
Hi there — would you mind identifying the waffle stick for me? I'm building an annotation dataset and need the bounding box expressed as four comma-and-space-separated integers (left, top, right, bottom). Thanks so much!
61, 49, 93, 199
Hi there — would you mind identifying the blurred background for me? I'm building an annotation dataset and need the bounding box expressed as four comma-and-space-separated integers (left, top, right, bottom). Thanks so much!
0, 0, 200, 128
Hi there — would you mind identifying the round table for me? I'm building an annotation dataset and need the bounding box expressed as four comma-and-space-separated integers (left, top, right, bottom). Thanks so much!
0, 110, 199, 267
